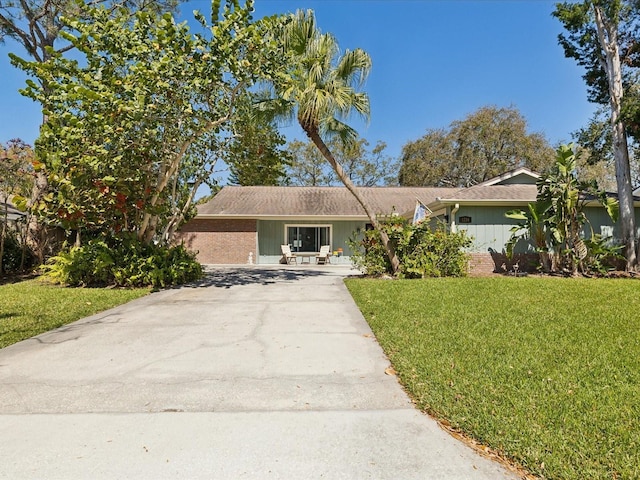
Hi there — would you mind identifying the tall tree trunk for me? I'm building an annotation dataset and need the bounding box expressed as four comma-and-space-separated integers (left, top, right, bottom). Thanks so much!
25, 170, 48, 264
305, 128, 401, 274
594, 5, 637, 270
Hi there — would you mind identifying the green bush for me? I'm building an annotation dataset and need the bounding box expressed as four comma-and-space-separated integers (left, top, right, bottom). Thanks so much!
348, 217, 472, 278
42, 236, 203, 287
1, 229, 36, 274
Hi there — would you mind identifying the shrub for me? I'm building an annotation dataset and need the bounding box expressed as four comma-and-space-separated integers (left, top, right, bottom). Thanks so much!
348, 217, 472, 278
42, 236, 202, 287
1, 228, 36, 274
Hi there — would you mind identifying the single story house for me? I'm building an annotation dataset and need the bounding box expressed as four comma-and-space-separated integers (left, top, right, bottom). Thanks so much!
177, 168, 640, 274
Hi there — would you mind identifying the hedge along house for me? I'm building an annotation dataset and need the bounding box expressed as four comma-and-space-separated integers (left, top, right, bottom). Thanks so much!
177, 168, 639, 273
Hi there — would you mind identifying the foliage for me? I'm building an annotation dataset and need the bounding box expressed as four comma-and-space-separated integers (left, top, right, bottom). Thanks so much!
0, 0, 180, 62
286, 136, 398, 186
506, 144, 619, 275
42, 236, 202, 287
348, 217, 471, 278
554, 0, 638, 269
398, 105, 555, 187
582, 233, 624, 273
553, 1, 640, 129
346, 276, 640, 480
286, 139, 336, 186
505, 202, 550, 270
0, 278, 149, 349
266, 10, 400, 272
1, 0, 182, 257
0, 139, 34, 196
226, 95, 291, 186
1, 230, 36, 274
11, 0, 283, 245
0, 139, 35, 275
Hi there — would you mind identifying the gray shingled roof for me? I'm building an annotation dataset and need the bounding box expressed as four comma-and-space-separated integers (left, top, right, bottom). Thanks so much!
432, 184, 538, 203
197, 186, 458, 217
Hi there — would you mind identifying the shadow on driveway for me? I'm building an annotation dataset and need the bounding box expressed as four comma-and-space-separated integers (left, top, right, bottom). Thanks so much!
186, 266, 333, 289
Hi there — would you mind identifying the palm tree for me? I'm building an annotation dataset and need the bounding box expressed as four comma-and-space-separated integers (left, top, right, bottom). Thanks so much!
271, 10, 400, 273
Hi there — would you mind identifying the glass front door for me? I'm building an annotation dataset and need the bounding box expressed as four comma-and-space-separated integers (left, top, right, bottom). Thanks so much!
286, 226, 330, 252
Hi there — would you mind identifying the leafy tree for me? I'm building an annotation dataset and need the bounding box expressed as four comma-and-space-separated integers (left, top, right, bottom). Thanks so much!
570, 110, 635, 190
506, 144, 619, 275
286, 136, 397, 186
554, 0, 638, 269
226, 95, 291, 186
10, 0, 282, 245
331, 137, 398, 186
0, 139, 35, 275
1, 0, 181, 256
0, 0, 179, 61
266, 10, 401, 273
398, 105, 555, 187
286, 139, 335, 186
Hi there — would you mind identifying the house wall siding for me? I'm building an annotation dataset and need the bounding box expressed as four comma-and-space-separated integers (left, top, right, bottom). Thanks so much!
176, 218, 257, 264
257, 219, 365, 264
455, 206, 525, 254
462, 205, 634, 274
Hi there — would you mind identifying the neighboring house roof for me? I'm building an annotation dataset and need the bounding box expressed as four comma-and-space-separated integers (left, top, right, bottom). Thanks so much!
197, 186, 458, 219
0, 196, 26, 223
427, 184, 538, 211
474, 167, 540, 187
428, 183, 640, 213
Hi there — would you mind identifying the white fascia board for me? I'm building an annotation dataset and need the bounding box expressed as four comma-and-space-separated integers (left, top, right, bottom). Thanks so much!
427, 199, 534, 209
428, 198, 640, 209
476, 167, 541, 187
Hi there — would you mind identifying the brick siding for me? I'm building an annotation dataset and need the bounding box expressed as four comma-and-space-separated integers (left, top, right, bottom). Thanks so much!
176, 219, 257, 264
468, 252, 540, 276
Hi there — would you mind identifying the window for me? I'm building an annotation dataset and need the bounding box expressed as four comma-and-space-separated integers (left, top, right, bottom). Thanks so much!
286, 225, 331, 252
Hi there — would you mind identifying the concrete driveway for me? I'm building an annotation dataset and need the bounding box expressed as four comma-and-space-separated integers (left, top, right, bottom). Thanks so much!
0, 266, 519, 479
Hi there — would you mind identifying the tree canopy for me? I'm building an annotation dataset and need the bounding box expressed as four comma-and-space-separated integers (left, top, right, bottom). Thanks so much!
11, 0, 284, 244
286, 137, 397, 186
266, 9, 400, 272
398, 106, 555, 187
226, 96, 291, 186
554, 0, 638, 268
0, 0, 180, 61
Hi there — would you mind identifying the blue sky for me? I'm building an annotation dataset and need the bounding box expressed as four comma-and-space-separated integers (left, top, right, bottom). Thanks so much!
1, 0, 596, 179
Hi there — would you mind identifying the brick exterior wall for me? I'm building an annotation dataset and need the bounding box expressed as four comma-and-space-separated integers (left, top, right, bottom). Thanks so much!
176, 219, 257, 264
468, 252, 540, 276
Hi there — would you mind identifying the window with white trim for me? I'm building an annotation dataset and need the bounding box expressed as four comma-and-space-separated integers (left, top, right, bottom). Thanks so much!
285, 225, 331, 252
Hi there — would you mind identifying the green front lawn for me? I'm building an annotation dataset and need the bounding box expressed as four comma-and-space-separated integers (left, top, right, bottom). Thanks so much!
345, 276, 640, 480
0, 279, 149, 349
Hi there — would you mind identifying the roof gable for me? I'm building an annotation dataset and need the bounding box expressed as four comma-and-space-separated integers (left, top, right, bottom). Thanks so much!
475, 167, 540, 187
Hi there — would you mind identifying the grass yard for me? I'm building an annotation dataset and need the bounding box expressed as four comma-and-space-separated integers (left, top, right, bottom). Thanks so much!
345, 276, 640, 480
0, 278, 150, 349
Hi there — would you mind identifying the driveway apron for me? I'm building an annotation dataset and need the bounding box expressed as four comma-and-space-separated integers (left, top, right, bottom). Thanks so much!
0, 266, 518, 479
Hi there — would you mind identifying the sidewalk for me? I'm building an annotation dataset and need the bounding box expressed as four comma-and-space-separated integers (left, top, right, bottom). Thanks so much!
0, 266, 519, 479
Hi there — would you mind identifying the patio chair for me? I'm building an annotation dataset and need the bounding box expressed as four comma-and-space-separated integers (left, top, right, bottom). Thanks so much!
316, 245, 331, 265
281, 244, 298, 265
